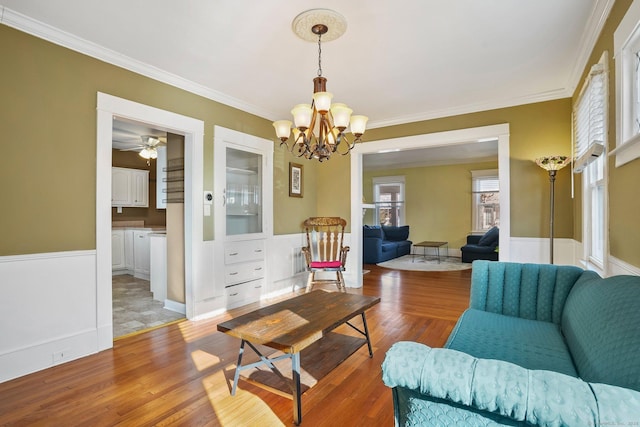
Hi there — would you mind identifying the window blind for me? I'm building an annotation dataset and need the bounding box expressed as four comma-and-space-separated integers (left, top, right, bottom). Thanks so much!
472, 176, 499, 193
573, 55, 608, 173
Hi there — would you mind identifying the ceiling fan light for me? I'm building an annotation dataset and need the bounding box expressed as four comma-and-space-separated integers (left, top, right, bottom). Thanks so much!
149, 148, 158, 159
350, 115, 368, 136
330, 103, 352, 129
139, 148, 151, 159
291, 104, 313, 129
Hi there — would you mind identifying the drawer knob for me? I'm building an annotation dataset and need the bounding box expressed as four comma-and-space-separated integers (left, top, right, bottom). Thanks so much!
229, 252, 238, 256
255, 267, 262, 271
229, 272, 238, 276
254, 249, 262, 253
229, 292, 239, 297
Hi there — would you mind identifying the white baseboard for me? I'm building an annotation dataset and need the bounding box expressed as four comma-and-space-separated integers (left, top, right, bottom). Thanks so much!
164, 299, 186, 315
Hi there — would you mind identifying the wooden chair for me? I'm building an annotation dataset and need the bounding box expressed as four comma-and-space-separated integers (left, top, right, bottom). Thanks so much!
301, 217, 349, 293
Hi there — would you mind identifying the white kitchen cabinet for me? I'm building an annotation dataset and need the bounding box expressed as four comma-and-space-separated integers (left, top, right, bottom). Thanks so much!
112, 168, 132, 206
131, 169, 149, 207
124, 229, 134, 271
111, 230, 125, 271
112, 167, 149, 208
133, 230, 151, 279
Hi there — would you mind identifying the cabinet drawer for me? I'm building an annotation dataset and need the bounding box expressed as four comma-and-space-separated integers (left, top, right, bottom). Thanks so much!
224, 260, 265, 285
225, 240, 265, 264
225, 280, 263, 308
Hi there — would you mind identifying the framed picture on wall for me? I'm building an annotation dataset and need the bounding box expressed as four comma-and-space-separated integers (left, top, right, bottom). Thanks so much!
289, 162, 303, 198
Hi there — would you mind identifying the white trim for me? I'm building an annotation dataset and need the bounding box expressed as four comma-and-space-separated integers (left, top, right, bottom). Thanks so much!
163, 299, 186, 315
0, 7, 277, 121
608, 255, 640, 276
351, 124, 510, 286
0, 4, 614, 129
613, 0, 640, 166
0, 249, 95, 263
96, 92, 204, 351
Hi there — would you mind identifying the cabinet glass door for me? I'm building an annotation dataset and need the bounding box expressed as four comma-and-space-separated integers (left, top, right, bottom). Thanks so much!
226, 147, 262, 236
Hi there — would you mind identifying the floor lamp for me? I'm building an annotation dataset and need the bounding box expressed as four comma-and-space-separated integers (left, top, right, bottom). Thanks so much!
535, 156, 570, 264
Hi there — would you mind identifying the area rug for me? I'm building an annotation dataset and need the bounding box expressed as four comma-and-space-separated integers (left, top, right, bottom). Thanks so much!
377, 254, 471, 271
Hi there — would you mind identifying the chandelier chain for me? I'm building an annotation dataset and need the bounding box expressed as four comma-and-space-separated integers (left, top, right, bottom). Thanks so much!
317, 33, 322, 77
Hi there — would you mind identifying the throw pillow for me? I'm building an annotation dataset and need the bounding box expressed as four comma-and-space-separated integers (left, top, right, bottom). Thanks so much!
382, 225, 410, 241
478, 226, 499, 247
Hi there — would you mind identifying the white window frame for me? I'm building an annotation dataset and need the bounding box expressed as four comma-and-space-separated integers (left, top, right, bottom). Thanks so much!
612, 0, 640, 166
471, 169, 499, 233
372, 176, 405, 226
574, 55, 609, 275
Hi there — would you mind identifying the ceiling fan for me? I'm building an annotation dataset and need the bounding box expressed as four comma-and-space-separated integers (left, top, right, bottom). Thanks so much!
113, 132, 167, 164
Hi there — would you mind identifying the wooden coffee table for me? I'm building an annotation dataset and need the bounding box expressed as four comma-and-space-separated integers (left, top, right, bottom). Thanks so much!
217, 290, 380, 425
412, 240, 448, 263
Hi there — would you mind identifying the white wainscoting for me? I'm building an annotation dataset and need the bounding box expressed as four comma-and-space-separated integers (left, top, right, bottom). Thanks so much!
0, 250, 99, 383
508, 237, 577, 266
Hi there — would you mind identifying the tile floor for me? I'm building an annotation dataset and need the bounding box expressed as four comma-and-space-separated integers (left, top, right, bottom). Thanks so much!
112, 274, 185, 338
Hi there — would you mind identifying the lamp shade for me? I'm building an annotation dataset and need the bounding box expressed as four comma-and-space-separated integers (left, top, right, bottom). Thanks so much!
535, 156, 570, 171
330, 103, 352, 129
273, 120, 292, 139
312, 92, 333, 113
350, 115, 368, 136
291, 104, 313, 129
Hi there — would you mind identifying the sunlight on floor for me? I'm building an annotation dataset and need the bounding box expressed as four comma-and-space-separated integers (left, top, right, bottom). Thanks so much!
190, 349, 221, 371
203, 370, 285, 426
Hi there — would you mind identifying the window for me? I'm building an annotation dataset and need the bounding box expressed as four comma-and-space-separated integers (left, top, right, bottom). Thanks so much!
471, 170, 499, 232
373, 176, 405, 226
613, 0, 640, 166
573, 53, 608, 272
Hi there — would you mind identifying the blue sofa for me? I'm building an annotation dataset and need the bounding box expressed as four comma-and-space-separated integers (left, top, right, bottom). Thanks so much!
363, 225, 412, 264
460, 226, 499, 263
383, 261, 640, 426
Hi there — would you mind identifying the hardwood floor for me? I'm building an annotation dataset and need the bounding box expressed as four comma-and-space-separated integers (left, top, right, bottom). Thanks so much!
0, 265, 471, 426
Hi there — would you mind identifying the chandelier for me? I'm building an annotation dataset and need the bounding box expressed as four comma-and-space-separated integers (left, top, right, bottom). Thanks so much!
273, 9, 368, 162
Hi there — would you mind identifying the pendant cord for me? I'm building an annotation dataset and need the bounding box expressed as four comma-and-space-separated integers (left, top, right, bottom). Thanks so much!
317, 33, 322, 77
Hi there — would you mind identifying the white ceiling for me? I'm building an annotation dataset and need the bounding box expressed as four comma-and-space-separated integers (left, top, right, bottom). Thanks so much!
1, 1, 610, 167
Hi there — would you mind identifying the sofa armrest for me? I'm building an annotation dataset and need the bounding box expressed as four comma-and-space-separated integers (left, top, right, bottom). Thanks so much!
469, 261, 598, 324
466, 234, 482, 245
382, 342, 638, 426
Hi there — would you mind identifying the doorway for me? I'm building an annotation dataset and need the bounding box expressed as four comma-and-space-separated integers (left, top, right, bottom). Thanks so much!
96, 92, 204, 350
350, 123, 511, 287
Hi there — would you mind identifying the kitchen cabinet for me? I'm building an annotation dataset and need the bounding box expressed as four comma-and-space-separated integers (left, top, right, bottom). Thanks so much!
133, 230, 151, 279
213, 126, 273, 307
111, 167, 149, 208
111, 230, 125, 271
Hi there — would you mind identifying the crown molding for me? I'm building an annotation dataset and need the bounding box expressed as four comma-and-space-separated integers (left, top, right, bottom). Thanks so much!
1, 2, 615, 130
366, 87, 571, 129
564, 0, 616, 96
0, 7, 278, 121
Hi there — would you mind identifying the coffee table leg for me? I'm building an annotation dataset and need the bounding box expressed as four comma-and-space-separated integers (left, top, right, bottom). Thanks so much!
362, 313, 373, 357
231, 340, 246, 396
292, 352, 302, 425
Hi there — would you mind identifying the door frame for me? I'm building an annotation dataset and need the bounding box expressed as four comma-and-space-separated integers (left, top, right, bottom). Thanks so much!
96, 92, 204, 350
350, 123, 510, 286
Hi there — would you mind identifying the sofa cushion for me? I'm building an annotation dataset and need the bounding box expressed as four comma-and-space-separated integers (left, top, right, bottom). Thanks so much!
363, 225, 383, 239
382, 225, 410, 241
562, 275, 640, 392
477, 226, 499, 247
446, 308, 577, 377
381, 242, 397, 253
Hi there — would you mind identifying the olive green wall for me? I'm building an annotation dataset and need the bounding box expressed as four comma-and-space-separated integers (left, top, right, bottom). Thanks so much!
363, 161, 498, 249
570, 0, 640, 268
316, 99, 574, 239
0, 24, 317, 255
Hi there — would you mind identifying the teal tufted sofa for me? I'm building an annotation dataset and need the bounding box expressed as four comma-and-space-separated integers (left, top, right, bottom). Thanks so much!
382, 261, 640, 426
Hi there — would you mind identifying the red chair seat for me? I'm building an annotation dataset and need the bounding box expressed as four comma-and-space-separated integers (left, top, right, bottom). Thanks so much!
310, 260, 342, 269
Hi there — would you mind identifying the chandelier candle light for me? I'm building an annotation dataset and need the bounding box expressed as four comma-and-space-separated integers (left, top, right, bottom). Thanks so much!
273, 9, 368, 162
535, 155, 571, 264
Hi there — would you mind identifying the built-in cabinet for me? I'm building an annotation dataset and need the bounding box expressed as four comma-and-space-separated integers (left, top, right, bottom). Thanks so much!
214, 126, 273, 309
111, 228, 153, 280
111, 167, 149, 207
